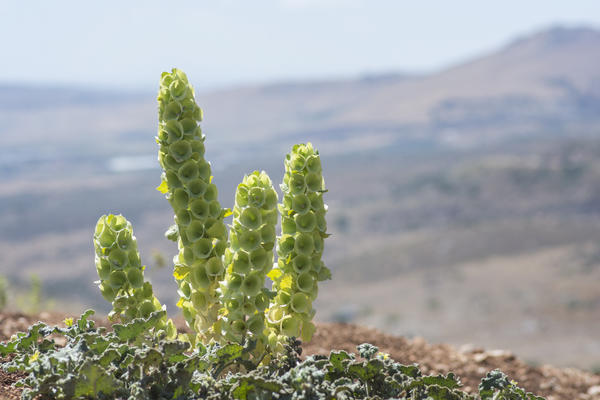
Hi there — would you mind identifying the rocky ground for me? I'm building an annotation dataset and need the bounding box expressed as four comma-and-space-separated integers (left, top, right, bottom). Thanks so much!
305, 323, 600, 400
0, 312, 598, 399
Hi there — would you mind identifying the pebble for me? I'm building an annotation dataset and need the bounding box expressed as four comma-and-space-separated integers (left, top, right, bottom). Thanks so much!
486, 349, 514, 359
459, 344, 484, 354
473, 349, 515, 363
588, 385, 600, 395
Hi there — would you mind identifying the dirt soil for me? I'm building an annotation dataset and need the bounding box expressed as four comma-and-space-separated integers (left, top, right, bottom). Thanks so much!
305, 323, 600, 400
0, 312, 598, 400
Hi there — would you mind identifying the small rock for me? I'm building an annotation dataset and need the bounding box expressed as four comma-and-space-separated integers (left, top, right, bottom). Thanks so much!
588, 385, 600, 395
487, 349, 512, 358
540, 378, 557, 390
459, 344, 484, 354
433, 363, 449, 371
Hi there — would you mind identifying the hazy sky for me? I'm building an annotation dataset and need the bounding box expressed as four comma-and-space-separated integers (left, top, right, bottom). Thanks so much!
2, 1, 600, 91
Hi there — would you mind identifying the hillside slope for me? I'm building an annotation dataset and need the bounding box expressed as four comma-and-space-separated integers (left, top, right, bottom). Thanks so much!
2, 26, 600, 177
196, 26, 600, 153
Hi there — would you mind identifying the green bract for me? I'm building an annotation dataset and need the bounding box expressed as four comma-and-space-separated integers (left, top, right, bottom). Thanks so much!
222, 171, 278, 357
157, 68, 229, 344
268, 143, 331, 352
93, 215, 176, 338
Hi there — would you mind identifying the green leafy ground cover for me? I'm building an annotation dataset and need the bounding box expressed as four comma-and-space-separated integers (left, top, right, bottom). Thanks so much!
0, 310, 544, 399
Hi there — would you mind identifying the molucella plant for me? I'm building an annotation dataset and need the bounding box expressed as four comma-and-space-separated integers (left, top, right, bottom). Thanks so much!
93, 214, 176, 339
98, 68, 330, 354
156, 69, 229, 344
221, 171, 279, 355
267, 143, 330, 351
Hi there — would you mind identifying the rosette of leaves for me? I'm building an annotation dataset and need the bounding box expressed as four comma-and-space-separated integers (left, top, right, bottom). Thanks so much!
267, 143, 331, 351
93, 214, 176, 338
221, 171, 278, 354
156, 68, 229, 343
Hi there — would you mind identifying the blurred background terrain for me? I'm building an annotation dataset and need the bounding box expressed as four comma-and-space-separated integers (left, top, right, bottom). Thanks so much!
1, 1, 599, 372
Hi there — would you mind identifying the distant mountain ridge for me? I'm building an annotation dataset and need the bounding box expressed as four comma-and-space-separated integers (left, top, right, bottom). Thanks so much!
1, 25, 600, 171
0, 84, 147, 110
192, 25, 600, 153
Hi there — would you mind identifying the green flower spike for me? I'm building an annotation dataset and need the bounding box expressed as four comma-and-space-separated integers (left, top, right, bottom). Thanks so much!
221, 171, 278, 356
157, 68, 229, 344
93, 214, 176, 339
268, 143, 331, 352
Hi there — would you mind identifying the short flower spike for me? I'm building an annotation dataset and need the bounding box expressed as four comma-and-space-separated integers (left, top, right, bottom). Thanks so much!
93, 214, 176, 339
268, 143, 330, 352
157, 68, 228, 344
221, 171, 278, 357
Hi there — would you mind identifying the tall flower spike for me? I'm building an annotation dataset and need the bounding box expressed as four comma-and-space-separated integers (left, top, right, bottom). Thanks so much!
221, 171, 278, 356
267, 143, 331, 352
156, 68, 229, 344
93, 214, 176, 338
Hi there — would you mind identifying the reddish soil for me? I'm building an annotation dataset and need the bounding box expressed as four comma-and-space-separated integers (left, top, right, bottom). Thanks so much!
0, 313, 598, 399
305, 323, 600, 400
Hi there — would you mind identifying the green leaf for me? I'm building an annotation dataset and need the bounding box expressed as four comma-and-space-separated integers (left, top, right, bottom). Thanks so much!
98, 348, 120, 367
365, 358, 384, 376
329, 350, 352, 371
398, 364, 421, 378
232, 380, 252, 400
76, 309, 96, 332
73, 360, 119, 397
0, 340, 17, 356
81, 333, 110, 354
347, 363, 368, 381
113, 310, 166, 342
161, 340, 190, 362
0, 323, 51, 356
426, 385, 470, 400
215, 343, 243, 363
421, 373, 461, 389
136, 348, 162, 367
232, 377, 283, 400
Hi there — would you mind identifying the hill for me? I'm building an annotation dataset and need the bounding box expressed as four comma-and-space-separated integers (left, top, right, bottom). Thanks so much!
3, 26, 600, 180
194, 26, 600, 154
